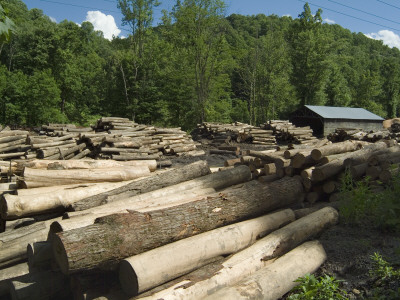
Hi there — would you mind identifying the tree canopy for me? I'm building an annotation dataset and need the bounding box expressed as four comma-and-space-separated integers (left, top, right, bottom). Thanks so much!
0, 1, 399, 128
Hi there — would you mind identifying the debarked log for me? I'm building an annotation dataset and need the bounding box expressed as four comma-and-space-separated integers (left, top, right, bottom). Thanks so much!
137, 207, 338, 300
52, 176, 304, 274
202, 241, 327, 300
119, 209, 295, 296
19, 166, 150, 188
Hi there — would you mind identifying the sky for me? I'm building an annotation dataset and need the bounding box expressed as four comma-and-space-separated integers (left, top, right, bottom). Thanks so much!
21, 0, 400, 48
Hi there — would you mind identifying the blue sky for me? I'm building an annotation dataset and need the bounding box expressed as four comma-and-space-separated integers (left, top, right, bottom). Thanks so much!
22, 0, 400, 47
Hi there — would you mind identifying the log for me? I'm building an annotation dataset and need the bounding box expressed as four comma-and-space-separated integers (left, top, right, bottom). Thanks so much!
137, 207, 337, 300
0, 135, 27, 144
112, 154, 160, 161
70, 148, 91, 160
224, 158, 241, 167
69, 271, 119, 300
379, 167, 399, 183
1, 180, 134, 219
203, 241, 326, 300
27, 241, 53, 271
247, 151, 288, 168
52, 176, 304, 274
350, 162, 369, 179
0, 263, 29, 296
343, 141, 388, 167
20, 166, 150, 188
119, 210, 295, 296
8, 270, 71, 300
0, 218, 61, 268
311, 140, 362, 161
69, 161, 211, 211
0, 152, 25, 159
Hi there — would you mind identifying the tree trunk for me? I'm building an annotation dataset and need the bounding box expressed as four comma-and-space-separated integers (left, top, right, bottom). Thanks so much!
27, 241, 53, 271
20, 166, 150, 188
342, 141, 389, 167
311, 140, 362, 161
69, 160, 211, 211
137, 207, 337, 300
119, 210, 295, 296
203, 241, 326, 300
52, 176, 304, 274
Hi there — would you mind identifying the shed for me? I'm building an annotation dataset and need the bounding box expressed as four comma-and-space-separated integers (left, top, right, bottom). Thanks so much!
289, 105, 384, 136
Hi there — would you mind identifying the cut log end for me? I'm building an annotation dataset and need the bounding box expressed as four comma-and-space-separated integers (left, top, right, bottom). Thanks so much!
52, 234, 70, 275
119, 260, 139, 296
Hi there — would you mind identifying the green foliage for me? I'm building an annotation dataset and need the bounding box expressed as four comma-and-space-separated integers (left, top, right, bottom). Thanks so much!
0, 3, 15, 43
1, 0, 400, 128
288, 274, 348, 300
338, 168, 400, 232
368, 253, 400, 299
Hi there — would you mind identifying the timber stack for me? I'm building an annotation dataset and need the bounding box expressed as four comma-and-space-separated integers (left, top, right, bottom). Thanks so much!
0, 156, 345, 300
328, 128, 391, 143
0, 118, 202, 162
262, 120, 316, 144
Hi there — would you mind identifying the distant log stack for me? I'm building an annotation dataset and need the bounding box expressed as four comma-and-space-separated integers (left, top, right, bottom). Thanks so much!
262, 120, 316, 144
328, 128, 391, 143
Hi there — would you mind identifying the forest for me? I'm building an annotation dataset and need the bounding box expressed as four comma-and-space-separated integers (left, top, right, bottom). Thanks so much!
0, 0, 399, 130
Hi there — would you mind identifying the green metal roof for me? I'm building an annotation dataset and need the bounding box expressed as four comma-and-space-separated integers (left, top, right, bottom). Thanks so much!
305, 105, 384, 121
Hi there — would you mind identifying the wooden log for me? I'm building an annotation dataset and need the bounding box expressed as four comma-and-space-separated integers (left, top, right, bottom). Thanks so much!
263, 163, 277, 175
69, 271, 119, 300
247, 151, 288, 169
112, 154, 160, 160
8, 270, 71, 300
0, 218, 61, 268
257, 174, 280, 183
32, 139, 76, 149
1, 181, 135, 219
311, 140, 362, 161
368, 149, 400, 166
350, 162, 369, 179
137, 207, 337, 300
52, 176, 304, 274
0, 135, 27, 145
69, 161, 211, 211
27, 241, 53, 271
343, 141, 388, 167
366, 166, 382, 180
0, 152, 25, 159
203, 241, 326, 300
379, 167, 399, 183
119, 210, 295, 296
56, 166, 254, 231
224, 158, 241, 167
20, 166, 150, 188
70, 148, 91, 160
0, 263, 29, 297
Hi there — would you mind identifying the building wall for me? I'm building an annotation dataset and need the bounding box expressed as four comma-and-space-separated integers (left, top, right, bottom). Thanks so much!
323, 120, 383, 136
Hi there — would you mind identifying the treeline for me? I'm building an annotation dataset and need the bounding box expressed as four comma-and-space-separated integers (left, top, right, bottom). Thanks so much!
0, 0, 399, 129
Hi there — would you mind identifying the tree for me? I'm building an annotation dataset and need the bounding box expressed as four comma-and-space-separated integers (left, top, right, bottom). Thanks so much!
169, 0, 232, 126
290, 3, 332, 106
0, 3, 15, 44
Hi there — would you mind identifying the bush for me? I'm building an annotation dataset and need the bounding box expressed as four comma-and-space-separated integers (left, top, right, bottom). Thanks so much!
288, 274, 348, 300
338, 168, 400, 232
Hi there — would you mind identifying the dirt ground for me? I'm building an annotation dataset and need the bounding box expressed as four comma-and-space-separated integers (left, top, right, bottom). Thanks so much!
169, 138, 400, 299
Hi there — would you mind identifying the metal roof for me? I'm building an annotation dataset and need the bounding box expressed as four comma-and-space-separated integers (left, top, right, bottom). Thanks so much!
305, 105, 384, 121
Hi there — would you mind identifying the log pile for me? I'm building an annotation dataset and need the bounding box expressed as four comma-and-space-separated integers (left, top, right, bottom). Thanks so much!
262, 120, 317, 144
0, 156, 344, 300
0, 118, 202, 162
328, 128, 391, 143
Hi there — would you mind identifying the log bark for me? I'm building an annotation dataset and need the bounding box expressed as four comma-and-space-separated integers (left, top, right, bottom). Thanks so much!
69, 161, 211, 211
351, 162, 369, 179
119, 210, 295, 296
137, 207, 337, 300
203, 241, 327, 300
111, 154, 160, 161
70, 148, 91, 160
52, 176, 304, 274
247, 151, 288, 169
311, 140, 362, 161
20, 166, 150, 188
343, 141, 388, 167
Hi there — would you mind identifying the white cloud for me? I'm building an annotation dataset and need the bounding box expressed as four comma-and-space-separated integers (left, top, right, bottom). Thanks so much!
283, 14, 291, 17
85, 11, 121, 40
49, 16, 57, 23
324, 18, 335, 24
365, 30, 400, 49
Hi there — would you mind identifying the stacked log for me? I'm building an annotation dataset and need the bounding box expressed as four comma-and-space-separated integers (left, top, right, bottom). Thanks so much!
262, 120, 316, 144
328, 128, 391, 143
